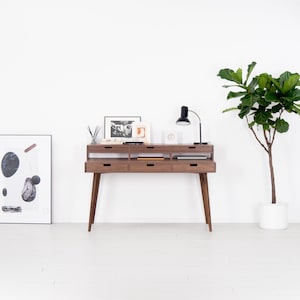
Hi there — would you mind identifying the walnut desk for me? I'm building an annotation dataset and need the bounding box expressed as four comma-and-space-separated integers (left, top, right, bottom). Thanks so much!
85, 144, 216, 232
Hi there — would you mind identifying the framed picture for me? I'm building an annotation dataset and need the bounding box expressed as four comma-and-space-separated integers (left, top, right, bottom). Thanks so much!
0, 135, 52, 224
164, 130, 178, 144
132, 122, 151, 143
104, 116, 141, 141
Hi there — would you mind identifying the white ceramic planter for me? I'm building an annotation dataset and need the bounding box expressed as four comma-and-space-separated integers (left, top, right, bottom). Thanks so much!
259, 202, 288, 230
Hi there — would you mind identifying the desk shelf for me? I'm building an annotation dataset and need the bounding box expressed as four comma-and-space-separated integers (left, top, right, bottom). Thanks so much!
86, 144, 214, 160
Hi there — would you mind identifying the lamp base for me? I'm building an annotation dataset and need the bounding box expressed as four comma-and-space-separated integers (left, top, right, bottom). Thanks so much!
193, 142, 207, 145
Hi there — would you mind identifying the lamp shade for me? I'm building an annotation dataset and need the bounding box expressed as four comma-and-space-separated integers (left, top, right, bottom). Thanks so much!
176, 106, 190, 125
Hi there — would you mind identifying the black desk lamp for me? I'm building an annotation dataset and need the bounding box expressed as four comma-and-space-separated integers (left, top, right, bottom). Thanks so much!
176, 106, 202, 144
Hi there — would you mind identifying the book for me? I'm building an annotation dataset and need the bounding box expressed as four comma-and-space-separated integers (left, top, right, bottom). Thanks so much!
137, 157, 165, 160
88, 153, 128, 159
175, 155, 208, 160
137, 153, 166, 159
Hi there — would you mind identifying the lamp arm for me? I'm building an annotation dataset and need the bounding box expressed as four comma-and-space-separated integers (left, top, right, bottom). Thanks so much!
188, 109, 202, 144
188, 109, 201, 123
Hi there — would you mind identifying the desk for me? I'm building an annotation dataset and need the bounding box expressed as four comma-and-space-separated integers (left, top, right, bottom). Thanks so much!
85, 144, 216, 231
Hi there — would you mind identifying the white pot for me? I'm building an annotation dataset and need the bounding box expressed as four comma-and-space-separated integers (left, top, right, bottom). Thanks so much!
258, 202, 288, 230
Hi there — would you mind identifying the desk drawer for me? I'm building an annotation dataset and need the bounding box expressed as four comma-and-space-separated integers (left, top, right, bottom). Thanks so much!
129, 161, 172, 172
85, 160, 128, 173
172, 161, 216, 173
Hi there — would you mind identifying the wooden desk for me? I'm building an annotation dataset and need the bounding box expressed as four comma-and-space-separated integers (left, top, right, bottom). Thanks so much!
85, 144, 216, 232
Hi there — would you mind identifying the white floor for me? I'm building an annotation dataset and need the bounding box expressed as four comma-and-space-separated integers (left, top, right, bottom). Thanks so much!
1, 223, 300, 300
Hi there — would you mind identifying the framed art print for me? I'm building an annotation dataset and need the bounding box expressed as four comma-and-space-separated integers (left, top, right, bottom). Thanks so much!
164, 130, 178, 144
0, 135, 52, 224
133, 122, 151, 143
104, 116, 141, 141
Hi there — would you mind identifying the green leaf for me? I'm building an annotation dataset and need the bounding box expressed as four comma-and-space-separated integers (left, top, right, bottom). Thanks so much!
252, 93, 266, 106
271, 104, 283, 113
227, 91, 246, 99
236, 68, 243, 83
222, 84, 238, 88
291, 104, 300, 114
265, 91, 279, 102
244, 62, 256, 85
257, 97, 269, 106
257, 73, 270, 89
285, 87, 300, 101
280, 72, 300, 94
254, 110, 272, 124
275, 119, 289, 133
255, 88, 265, 96
248, 121, 255, 128
268, 119, 276, 126
222, 107, 239, 113
279, 71, 290, 87
238, 106, 252, 118
247, 77, 259, 93
217, 68, 243, 84
241, 94, 255, 107
270, 77, 281, 90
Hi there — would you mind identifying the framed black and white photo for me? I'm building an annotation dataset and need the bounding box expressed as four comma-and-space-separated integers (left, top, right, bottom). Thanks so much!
104, 116, 141, 141
0, 135, 52, 224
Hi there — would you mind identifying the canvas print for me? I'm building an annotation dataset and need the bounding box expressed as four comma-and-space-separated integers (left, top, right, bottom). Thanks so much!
0, 135, 52, 224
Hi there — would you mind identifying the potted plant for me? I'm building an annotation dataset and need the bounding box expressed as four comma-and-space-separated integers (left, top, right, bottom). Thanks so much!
217, 61, 300, 229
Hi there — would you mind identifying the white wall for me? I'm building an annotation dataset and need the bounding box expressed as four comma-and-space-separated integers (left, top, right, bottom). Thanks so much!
1, 0, 300, 223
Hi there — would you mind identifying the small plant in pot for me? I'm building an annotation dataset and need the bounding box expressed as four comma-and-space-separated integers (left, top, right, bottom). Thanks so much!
217, 62, 300, 229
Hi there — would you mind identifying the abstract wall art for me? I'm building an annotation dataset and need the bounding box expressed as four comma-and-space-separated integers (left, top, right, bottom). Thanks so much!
0, 135, 52, 224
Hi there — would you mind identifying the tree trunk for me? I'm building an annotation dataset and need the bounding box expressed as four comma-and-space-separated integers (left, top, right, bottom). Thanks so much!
268, 144, 276, 204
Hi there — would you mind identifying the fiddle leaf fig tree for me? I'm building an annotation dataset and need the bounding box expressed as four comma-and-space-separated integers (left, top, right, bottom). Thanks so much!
217, 62, 300, 204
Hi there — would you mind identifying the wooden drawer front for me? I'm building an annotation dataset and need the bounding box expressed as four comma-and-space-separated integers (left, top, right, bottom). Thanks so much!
172, 161, 216, 173
85, 160, 128, 173
129, 145, 171, 153
87, 145, 129, 153
171, 145, 213, 152
129, 162, 172, 172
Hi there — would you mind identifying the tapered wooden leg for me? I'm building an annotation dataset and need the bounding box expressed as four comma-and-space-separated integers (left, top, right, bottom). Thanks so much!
199, 173, 212, 232
88, 173, 101, 232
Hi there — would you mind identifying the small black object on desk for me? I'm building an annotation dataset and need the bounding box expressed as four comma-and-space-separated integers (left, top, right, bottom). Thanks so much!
123, 141, 144, 145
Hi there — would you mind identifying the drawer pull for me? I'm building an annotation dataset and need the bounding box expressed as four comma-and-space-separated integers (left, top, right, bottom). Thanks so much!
190, 164, 198, 167
103, 164, 111, 167
146, 146, 154, 149
146, 163, 155, 167
188, 146, 196, 149
104, 146, 112, 149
